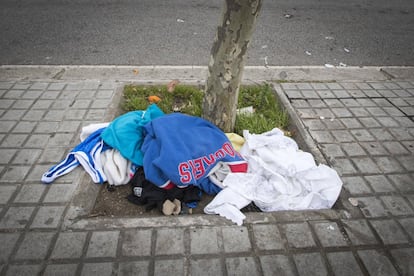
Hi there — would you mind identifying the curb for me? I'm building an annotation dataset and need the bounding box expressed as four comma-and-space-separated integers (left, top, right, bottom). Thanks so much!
1, 65, 413, 82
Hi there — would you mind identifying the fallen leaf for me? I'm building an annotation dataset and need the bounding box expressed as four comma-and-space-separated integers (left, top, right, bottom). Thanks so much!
148, 95, 161, 103
167, 79, 180, 93
133, 69, 139, 75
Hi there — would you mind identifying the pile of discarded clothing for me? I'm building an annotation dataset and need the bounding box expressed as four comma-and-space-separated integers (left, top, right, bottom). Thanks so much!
42, 103, 343, 225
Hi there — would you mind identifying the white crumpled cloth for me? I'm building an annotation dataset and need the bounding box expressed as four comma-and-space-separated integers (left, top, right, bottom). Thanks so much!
204, 128, 343, 225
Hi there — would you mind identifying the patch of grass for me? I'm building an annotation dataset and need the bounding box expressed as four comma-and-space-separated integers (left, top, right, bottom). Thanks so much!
122, 83, 289, 135
235, 84, 289, 134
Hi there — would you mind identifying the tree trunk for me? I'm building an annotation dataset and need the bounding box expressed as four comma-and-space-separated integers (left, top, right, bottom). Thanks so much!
203, 0, 262, 132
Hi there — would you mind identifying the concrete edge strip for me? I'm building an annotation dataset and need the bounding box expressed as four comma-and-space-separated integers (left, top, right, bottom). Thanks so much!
1, 65, 413, 82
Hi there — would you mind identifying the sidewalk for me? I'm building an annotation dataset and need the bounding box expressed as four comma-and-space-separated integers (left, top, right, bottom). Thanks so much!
0, 65, 413, 276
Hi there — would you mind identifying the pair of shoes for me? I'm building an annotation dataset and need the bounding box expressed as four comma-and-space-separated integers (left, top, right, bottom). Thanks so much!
162, 199, 181, 216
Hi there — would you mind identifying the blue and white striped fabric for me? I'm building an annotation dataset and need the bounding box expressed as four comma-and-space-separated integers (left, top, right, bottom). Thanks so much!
41, 127, 110, 184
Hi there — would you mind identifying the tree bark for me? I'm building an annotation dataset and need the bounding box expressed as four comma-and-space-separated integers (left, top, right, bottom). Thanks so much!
203, 0, 262, 132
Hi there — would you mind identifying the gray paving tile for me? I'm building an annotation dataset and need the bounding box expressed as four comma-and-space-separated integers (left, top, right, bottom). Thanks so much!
331, 108, 353, 118
86, 231, 119, 258
323, 118, 345, 129
2, 109, 26, 120
226, 257, 259, 276
155, 228, 184, 255
370, 219, 409, 244
398, 217, 414, 240
326, 251, 363, 276
383, 141, 410, 155
51, 231, 88, 259
95, 89, 115, 98
190, 227, 220, 254
374, 156, 405, 173
303, 119, 325, 130
118, 261, 149, 276
57, 120, 81, 133
22, 110, 45, 121
324, 99, 343, 108
314, 108, 334, 118
390, 247, 414, 276
396, 155, 414, 171
319, 144, 345, 158
359, 117, 381, 128
389, 128, 414, 140
381, 195, 414, 216
369, 128, 394, 141
38, 148, 66, 163
85, 109, 106, 120
0, 185, 17, 204
32, 99, 53, 109
12, 149, 42, 165
351, 157, 381, 174
350, 129, 376, 141
30, 206, 65, 228
34, 122, 58, 133
64, 109, 87, 120
0, 121, 17, 133
310, 130, 335, 143
297, 108, 316, 119
291, 99, 310, 108
252, 224, 284, 250
349, 107, 370, 117
81, 262, 115, 276
121, 228, 152, 256
260, 255, 295, 276
222, 226, 251, 253
340, 98, 360, 107
12, 99, 35, 109
11, 121, 37, 133
341, 143, 366, 156
358, 250, 399, 276
14, 231, 55, 260
2, 134, 28, 147
47, 83, 65, 90
364, 175, 395, 193
25, 134, 49, 148
14, 184, 46, 203
1, 165, 30, 182
340, 118, 363, 128
332, 90, 350, 98
5, 264, 42, 276
311, 221, 348, 247
332, 158, 358, 175
0, 232, 20, 262
0, 149, 17, 164
191, 258, 223, 276
331, 130, 355, 142
293, 252, 328, 276
280, 223, 316, 248
356, 197, 388, 218
342, 219, 378, 245
360, 141, 389, 156
342, 176, 372, 194
44, 263, 78, 276
0, 206, 35, 229
154, 259, 184, 275
47, 133, 75, 147
43, 184, 76, 203
388, 174, 414, 192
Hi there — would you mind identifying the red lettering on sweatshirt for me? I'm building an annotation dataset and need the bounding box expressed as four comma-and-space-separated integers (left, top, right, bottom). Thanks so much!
178, 162, 192, 183
178, 142, 242, 184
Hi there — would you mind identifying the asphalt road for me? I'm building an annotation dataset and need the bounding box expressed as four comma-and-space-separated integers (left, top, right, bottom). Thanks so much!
1, 0, 413, 66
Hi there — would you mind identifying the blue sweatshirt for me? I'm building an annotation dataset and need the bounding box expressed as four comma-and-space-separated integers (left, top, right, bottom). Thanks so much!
141, 113, 248, 194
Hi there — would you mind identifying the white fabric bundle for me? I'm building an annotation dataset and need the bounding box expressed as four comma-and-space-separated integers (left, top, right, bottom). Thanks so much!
204, 128, 343, 225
